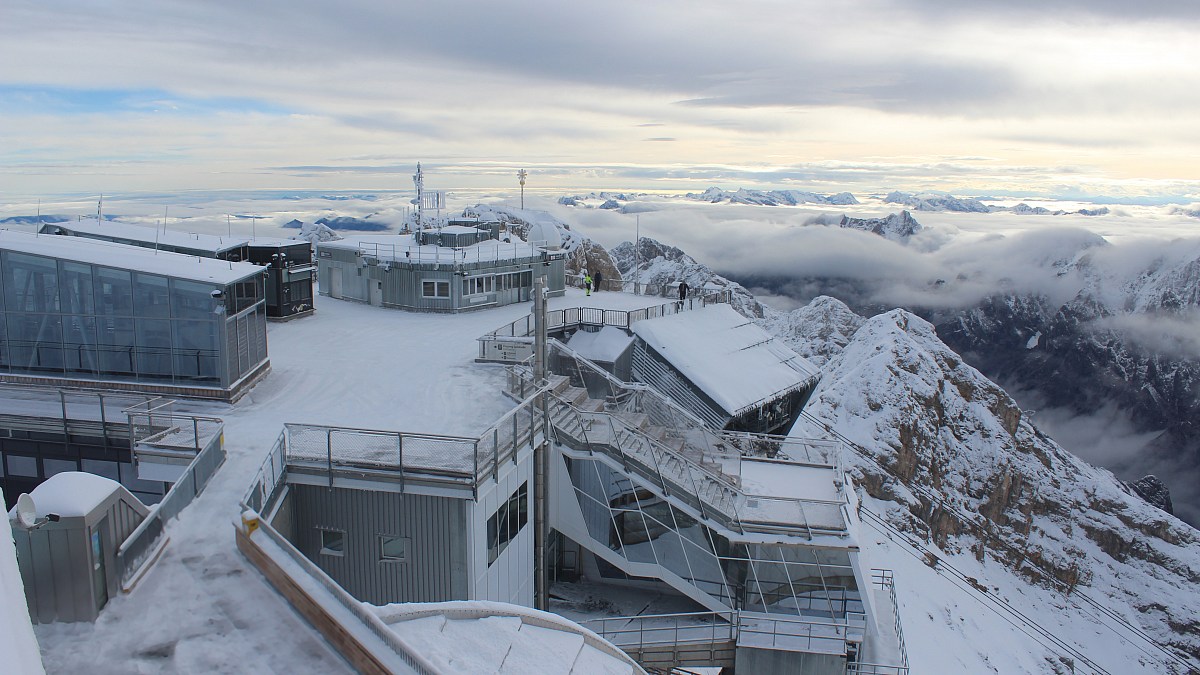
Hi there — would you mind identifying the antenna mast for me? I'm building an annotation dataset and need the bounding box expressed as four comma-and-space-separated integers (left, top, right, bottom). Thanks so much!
413, 163, 424, 231
518, 169, 528, 210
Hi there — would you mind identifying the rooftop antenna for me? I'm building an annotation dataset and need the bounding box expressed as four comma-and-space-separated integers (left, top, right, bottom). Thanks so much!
163, 205, 169, 235
227, 214, 232, 239
36, 198, 41, 237
413, 162, 424, 231
97, 194, 103, 225
518, 169, 528, 210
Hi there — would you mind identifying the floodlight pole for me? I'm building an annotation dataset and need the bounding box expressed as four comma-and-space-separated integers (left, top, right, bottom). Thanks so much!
533, 275, 549, 610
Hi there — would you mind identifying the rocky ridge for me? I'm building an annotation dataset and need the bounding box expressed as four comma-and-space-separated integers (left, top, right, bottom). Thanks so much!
783, 297, 1200, 669
684, 186, 859, 206
610, 237, 766, 317
838, 210, 922, 242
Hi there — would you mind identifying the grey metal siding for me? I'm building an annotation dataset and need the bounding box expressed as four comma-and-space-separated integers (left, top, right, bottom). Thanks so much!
290, 483, 468, 605
631, 340, 730, 428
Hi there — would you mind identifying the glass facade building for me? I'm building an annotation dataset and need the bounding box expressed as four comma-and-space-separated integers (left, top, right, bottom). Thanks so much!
564, 454, 863, 621
0, 231, 269, 394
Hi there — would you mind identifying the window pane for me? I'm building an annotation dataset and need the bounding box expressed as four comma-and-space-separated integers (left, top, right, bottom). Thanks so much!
134, 273, 171, 317
320, 529, 345, 556
171, 279, 217, 319
59, 261, 95, 315
3, 252, 59, 312
380, 535, 409, 561
95, 267, 134, 316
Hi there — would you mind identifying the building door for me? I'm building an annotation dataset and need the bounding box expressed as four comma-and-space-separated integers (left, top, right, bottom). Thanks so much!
369, 279, 383, 306
91, 517, 109, 612
330, 268, 343, 299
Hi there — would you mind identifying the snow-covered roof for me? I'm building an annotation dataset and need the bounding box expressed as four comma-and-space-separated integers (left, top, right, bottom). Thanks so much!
12, 471, 123, 518
322, 234, 545, 264
0, 524, 44, 674
373, 600, 640, 674
49, 218, 249, 254
631, 304, 819, 414
438, 225, 484, 235
566, 326, 633, 363
0, 230, 263, 285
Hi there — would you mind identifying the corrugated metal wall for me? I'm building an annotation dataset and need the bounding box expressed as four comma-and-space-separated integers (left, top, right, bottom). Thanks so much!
631, 341, 730, 428
288, 484, 469, 605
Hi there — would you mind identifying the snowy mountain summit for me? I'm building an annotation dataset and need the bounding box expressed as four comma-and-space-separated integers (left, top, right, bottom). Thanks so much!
686, 186, 859, 206
838, 210, 922, 241
883, 190, 991, 213
783, 298, 1200, 672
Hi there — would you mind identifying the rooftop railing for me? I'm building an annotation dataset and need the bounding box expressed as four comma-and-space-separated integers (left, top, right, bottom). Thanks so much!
253, 389, 547, 498
478, 292, 729, 361
356, 238, 552, 265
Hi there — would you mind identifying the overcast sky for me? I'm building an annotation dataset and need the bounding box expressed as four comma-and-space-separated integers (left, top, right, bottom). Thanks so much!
3, 0, 1199, 199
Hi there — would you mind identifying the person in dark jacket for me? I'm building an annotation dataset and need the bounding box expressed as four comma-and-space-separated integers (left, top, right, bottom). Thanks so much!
593, 270, 603, 292
678, 281, 689, 302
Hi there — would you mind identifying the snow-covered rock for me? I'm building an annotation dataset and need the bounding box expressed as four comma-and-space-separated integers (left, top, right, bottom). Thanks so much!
883, 191, 991, 213
837, 210, 922, 241
1130, 475, 1175, 515
758, 295, 865, 368
610, 237, 766, 318
792, 303, 1200, 670
288, 220, 342, 243
685, 187, 860, 206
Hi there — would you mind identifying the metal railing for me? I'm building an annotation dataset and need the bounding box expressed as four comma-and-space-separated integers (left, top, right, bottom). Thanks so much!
580, 610, 736, 649
845, 569, 911, 675
244, 429, 288, 514
358, 238, 548, 265
116, 413, 226, 587
255, 390, 546, 497
478, 293, 728, 361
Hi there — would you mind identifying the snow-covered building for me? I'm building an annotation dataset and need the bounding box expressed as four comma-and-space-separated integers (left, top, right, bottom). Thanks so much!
0, 230, 269, 400
41, 220, 316, 320
630, 304, 821, 435
316, 221, 565, 312
9, 472, 149, 623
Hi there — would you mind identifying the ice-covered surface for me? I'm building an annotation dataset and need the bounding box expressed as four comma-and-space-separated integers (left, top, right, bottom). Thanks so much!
739, 459, 839, 502
13, 472, 124, 518
373, 600, 639, 675
1, 527, 45, 675
0, 229, 261, 284
31, 287, 663, 673
50, 218, 248, 254
631, 304, 818, 414
566, 326, 633, 363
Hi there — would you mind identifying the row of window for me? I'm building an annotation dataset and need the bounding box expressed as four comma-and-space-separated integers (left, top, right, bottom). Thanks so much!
487, 482, 529, 565
418, 271, 539, 299
318, 528, 410, 563
0, 250, 263, 318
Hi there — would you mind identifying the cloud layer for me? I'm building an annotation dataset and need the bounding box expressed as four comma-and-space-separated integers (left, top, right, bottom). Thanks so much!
2, 0, 1200, 197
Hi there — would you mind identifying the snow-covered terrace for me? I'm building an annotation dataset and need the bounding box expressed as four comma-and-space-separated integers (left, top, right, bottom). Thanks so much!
32, 287, 667, 673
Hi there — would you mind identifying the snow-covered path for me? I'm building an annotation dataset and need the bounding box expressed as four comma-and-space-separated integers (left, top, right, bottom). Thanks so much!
34, 288, 664, 673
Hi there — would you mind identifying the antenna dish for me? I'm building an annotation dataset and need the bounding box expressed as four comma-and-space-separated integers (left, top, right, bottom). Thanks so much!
15, 493, 37, 529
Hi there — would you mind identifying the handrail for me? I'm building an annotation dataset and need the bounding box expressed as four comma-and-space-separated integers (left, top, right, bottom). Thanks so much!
481, 292, 728, 343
